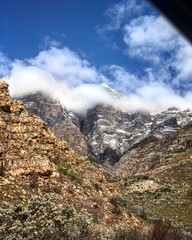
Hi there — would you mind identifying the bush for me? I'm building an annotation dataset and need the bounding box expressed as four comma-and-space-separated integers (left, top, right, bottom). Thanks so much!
104, 225, 140, 240
0, 193, 100, 240
29, 172, 39, 189
0, 162, 5, 177
110, 196, 128, 208
149, 220, 192, 240
0, 194, 191, 240
187, 189, 192, 200
103, 220, 192, 240
59, 167, 82, 183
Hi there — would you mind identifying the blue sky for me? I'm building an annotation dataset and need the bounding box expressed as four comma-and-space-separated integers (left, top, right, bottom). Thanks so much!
0, 0, 146, 69
1, 0, 192, 114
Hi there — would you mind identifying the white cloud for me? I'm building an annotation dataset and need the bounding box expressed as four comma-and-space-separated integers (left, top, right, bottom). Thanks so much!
123, 13, 192, 88
112, 82, 192, 113
0, 52, 12, 77
171, 41, 192, 84
102, 64, 143, 93
123, 15, 179, 63
40, 36, 63, 49
56, 84, 114, 115
7, 60, 59, 96
97, 0, 145, 36
98, 0, 192, 90
29, 47, 99, 86
0, 47, 113, 115
1, 44, 192, 115
99, 65, 192, 112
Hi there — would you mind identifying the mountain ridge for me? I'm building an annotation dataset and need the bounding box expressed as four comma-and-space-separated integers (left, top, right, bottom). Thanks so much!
1, 80, 192, 237
0, 80, 137, 228
18, 89, 192, 166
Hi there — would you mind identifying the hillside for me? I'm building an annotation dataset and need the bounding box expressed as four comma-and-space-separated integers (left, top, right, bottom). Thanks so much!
115, 123, 192, 230
18, 88, 192, 166
0, 81, 137, 231
1, 81, 192, 239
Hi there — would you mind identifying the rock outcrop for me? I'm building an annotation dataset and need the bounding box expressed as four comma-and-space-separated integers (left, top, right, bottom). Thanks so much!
0, 81, 136, 226
17, 85, 192, 166
83, 104, 152, 164
82, 105, 192, 164
0, 81, 12, 111
1, 80, 192, 232
115, 122, 192, 177
0, 82, 80, 175
18, 92, 89, 156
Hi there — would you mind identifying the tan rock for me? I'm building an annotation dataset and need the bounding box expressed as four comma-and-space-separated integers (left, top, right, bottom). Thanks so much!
10, 101, 25, 113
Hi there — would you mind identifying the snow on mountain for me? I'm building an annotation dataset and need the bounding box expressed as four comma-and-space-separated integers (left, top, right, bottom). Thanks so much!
17, 87, 192, 165
100, 83, 123, 99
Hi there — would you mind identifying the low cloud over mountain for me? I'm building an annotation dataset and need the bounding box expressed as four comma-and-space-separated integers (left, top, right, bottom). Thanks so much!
0, 42, 192, 115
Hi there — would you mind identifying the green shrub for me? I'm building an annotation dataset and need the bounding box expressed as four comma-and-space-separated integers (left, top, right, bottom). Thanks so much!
110, 196, 128, 208
149, 220, 182, 240
0, 163, 5, 177
0, 194, 191, 240
52, 156, 62, 166
0, 193, 99, 240
59, 167, 81, 183
104, 225, 140, 240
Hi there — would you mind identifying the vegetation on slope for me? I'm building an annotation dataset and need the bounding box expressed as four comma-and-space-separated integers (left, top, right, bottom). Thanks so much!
0, 81, 192, 239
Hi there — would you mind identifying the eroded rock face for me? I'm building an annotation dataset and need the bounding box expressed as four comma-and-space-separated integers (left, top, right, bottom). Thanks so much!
17, 89, 192, 166
0, 81, 136, 226
0, 81, 74, 175
83, 105, 192, 165
53, 119, 90, 156
115, 123, 192, 177
83, 104, 152, 164
18, 92, 88, 156
0, 81, 12, 112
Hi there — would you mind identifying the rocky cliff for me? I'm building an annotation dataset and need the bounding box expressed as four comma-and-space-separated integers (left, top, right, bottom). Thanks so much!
1, 80, 192, 236
19, 89, 192, 166
19, 92, 89, 156
115, 123, 192, 229
0, 82, 71, 176
115, 122, 192, 177
0, 81, 137, 227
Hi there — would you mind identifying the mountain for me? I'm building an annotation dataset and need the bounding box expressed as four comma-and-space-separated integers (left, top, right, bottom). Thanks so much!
15, 83, 192, 231
18, 91, 89, 157
83, 104, 152, 164
18, 88, 192, 166
0, 81, 134, 225
100, 83, 123, 99
115, 120, 192, 176
1, 80, 192, 238
115, 123, 192, 229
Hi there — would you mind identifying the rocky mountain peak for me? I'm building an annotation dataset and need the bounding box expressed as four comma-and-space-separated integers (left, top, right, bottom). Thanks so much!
0, 81, 13, 111
0, 81, 69, 176
17, 91, 89, 156
17, 85, 192, 166
101, 83, 123, 99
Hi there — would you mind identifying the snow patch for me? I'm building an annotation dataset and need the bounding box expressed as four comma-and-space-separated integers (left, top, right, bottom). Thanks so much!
116, 129, 128, 134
